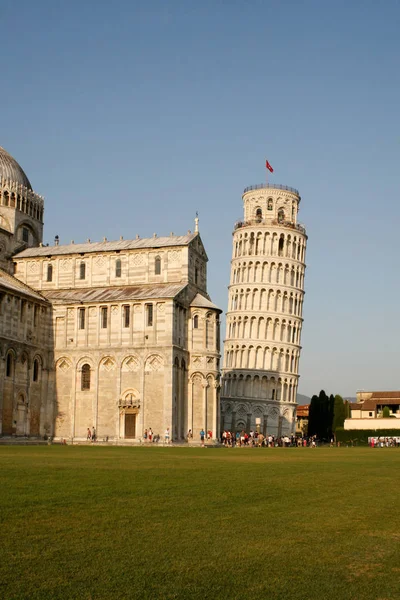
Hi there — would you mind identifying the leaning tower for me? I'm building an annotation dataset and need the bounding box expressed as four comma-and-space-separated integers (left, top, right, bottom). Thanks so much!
221, 181, 307, 436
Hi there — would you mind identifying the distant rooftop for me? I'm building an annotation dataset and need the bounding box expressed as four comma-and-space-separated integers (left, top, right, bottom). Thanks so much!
243, 183, 300, 196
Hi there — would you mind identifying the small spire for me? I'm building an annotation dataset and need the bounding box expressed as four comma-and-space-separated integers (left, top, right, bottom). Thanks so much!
194, 211, 199, 233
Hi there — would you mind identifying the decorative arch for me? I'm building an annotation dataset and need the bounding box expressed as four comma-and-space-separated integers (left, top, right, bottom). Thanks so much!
99, 356, 117, 372
32, 355, 43, 382
121, 354, 141, 372
119, 387, 140, 409
76, 356, 94, 371
144, 353, 164, 372
56, 356, 73, 372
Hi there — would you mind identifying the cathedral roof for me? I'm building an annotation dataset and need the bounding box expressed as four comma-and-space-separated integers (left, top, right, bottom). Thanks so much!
0, 269, 47, 302
190, 293, 221, 312
40, 283, 187, 304
14, 233, 199, 258
0, 146, 32, 190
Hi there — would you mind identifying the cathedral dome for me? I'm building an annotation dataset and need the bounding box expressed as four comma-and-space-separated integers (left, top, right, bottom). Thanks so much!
0, 146, 32, 190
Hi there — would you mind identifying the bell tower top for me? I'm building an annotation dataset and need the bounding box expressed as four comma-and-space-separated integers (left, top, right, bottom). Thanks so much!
241, 183, 301, 227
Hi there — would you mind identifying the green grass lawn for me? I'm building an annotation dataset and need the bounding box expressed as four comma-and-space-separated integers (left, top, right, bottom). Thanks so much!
1, 446, 399, 600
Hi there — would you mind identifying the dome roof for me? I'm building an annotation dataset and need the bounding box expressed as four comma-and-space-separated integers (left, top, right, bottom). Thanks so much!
0, 146, 32, 190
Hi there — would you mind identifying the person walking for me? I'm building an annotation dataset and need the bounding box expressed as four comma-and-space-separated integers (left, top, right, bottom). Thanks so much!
200, 428, 205, 447
91, 426, 96, 442
164, 428, 170, 444
86, 428, 91, 441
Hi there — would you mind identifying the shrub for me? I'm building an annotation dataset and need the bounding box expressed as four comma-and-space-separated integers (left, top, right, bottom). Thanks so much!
336, 428, 400, 445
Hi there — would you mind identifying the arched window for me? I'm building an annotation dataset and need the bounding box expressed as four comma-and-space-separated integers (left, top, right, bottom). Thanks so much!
255, 208, 262, 222
6, 352, 14, 377
193, 315, 199, 329
81, 364, 91, 391
267, 198, 273, 211
47, 264, 53, 282
115, 259, 122, 278
33, 359, 39, 382
195, 267, 199, 284
205, 317, 211, 348
79, 262, 86, 280
278, 237, 284, 256
155, 256, 161, 275
278, 209, 285, 223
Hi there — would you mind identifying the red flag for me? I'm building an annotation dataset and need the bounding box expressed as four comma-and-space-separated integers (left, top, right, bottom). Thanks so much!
266, 160, 274, 173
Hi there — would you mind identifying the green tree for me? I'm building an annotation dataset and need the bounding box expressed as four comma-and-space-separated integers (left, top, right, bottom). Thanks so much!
382, 406, 391, 418
332, 395, 346, 435
318, 390, 330, 440
308, 390, 333, 440
307, 394, 319, 437
344, 400, 351, 419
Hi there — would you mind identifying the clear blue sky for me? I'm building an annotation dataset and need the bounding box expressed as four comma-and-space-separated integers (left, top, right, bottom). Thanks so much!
2, 0, 400, 398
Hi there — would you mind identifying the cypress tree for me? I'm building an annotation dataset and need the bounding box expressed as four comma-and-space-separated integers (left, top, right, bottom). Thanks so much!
308, 394, 319, 437
332, 395, 346, 435
328, 394, 335, 439
344, 400, 351, 419
318, 390, 330, 440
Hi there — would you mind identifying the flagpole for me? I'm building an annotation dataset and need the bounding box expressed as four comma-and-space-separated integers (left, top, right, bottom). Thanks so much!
266, 160, 268, 187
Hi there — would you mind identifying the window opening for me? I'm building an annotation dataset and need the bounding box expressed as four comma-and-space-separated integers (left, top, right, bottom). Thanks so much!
79, 262, 86, 280
193, 315, 199, 329
33, 359, 39, 382
155, 256, 161, 275
267, 198, 273, 211
146, 304, 153, 326
47, 264, 53, 282
22, 227, 29, 243
81, 364, 91, 390
115, 259, 122, 278
78, 308, 86, 330
6, 353, 13, 377
123, 305, 130, 328
101, 307, 108, 328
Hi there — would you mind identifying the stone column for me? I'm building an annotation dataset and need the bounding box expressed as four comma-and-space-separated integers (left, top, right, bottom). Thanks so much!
137, 367, 145, 438
202, 380, 209, 432
213, 381, 220, 441
187, 377, 193, 439
231, 410, 236, 433
263, 415, 268, 437
0, 356, 4, 435
246, 412, 251, 433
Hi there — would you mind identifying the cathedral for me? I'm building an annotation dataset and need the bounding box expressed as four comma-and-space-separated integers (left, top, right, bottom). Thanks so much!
0, 145, 221, 442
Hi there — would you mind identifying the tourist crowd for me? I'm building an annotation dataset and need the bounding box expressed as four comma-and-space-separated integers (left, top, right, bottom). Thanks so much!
369, 437, 400, 447
221, 430, 318, 447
